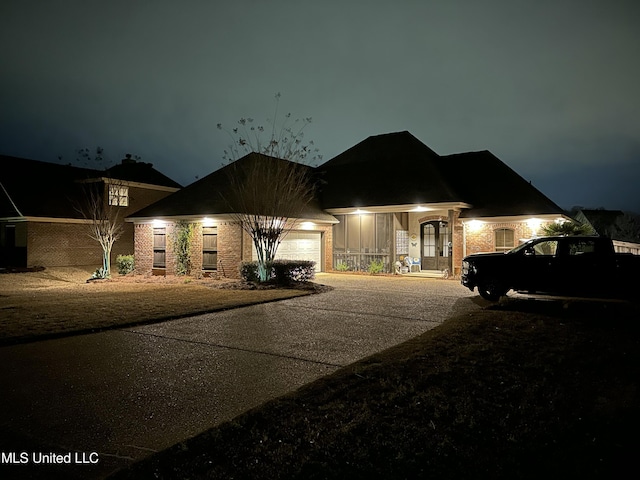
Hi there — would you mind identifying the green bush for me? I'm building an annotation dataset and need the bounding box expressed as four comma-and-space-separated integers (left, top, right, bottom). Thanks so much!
368, 259, 385, 275
172, 222, 196, 275
240, 260, 316, 285
239, 261, 263, 283
116, 254, 135, 275
541, 221, 593, 236
336, 260, 349, 272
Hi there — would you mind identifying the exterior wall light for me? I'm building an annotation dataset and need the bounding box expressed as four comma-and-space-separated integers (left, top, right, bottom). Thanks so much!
527, 218, 542, 236
152, 219, 166, 227
202, 217, 215, 227
466, 220, 484, 232
300, 222, 316, 230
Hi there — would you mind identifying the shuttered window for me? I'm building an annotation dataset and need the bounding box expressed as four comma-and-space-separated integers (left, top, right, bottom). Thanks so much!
153, 227, 166, 268
202, 226, 218, 270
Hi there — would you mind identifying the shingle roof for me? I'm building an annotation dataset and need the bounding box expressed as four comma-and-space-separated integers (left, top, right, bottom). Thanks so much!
125, 131, 564, 223
317, 131, 564, 218
317, 131, 460, 208
106, 160, 182, 189
440, 151, 565, 218
575, 209, 625, 236
0, 155, 181, 219
129, 153, 337, 223
0, 156, 101, 218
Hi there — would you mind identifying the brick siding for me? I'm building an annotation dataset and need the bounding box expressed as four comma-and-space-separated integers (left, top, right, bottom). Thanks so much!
134, 223, 154, 273
464, 221, 548, 256
26, 221, 134, 268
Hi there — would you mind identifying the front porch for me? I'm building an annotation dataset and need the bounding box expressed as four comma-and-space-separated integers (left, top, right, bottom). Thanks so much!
403, 270, 451, 279
329, 205, 464, 277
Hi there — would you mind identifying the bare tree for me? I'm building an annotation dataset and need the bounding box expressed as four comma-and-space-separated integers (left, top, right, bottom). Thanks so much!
75, 178, 126, 278
217, 94, 321, 281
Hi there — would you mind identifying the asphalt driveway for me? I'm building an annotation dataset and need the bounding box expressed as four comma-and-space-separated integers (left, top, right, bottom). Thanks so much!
0, 274, 478, 479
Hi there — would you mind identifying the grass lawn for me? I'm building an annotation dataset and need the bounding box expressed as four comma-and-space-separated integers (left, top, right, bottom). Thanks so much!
109, 298, 640, 479
0, 267, 313, 345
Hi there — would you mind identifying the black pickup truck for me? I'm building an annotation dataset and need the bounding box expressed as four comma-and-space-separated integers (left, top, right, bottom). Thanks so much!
461, 235, 639, 301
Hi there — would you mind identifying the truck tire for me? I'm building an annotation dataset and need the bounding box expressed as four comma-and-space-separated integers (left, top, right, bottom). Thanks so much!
478, 280, 508, 301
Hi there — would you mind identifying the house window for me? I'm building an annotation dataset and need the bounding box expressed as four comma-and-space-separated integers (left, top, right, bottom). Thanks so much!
202, 226, 218, 270
495, 228, 515, 252
153, 227, 166, 268
109, 185, 129, 206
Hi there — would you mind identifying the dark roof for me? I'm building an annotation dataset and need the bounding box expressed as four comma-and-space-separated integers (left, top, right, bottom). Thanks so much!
129, 153, 336, 223
575, 209, 625, 236
440, 151, 565, 218
106, 159, 182, 189
317, 131, 564, 218
0, 155, 181, 219
0, 156, 100, 218
317, 131, 460, 208
126, 131, 564, 222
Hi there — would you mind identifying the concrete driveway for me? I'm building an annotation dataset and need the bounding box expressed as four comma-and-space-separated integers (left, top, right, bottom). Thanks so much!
0, 274, 478, 479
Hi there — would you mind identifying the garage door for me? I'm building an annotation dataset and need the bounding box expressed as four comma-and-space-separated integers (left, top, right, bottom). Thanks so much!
253, 231, 322, 271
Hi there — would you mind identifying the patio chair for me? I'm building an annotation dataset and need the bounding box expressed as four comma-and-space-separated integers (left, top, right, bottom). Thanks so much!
404, 257, 421, 273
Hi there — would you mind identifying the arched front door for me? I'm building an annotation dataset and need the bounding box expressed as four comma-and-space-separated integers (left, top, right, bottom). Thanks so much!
421, 221, 450, 270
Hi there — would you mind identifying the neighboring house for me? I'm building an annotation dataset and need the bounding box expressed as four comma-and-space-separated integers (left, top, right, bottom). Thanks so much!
0, 155, 181, 268
574, 209, 640, 255
128, 131, 569, 278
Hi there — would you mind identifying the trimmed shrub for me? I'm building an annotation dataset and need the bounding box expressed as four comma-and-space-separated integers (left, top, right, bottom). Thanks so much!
239, 261, 263, 283
272, 260, 316, 284
368, 258, 385, 275
116, 254, 135, 275
336, 260, 349, 272
239, 260, 316, 285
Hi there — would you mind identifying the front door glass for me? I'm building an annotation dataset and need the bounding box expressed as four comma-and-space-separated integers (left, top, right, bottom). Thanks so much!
422, 221, 449, 270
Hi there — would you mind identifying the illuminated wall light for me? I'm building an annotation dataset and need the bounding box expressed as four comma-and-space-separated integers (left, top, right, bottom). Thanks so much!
412, 206, 429, 212
152, 219, 166, 227
300, 222, 315, 230
202, 217, 215, 227
353, 209, 370, 214
466, 220, 484, 232
527, 218, 543, 235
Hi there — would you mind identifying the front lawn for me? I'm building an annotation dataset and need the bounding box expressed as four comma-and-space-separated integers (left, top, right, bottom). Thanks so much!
0, 267, 313, 345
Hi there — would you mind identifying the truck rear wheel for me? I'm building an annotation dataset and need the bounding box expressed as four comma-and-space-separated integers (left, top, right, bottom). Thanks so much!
478, 280, 508, 301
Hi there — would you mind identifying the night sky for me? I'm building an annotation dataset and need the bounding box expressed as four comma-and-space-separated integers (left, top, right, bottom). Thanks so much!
2, 1, 639, 213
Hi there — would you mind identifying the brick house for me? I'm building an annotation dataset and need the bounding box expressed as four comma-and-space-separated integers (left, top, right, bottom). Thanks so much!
0, 155, 181, 269
128, 153, 337, 277
129, 132, 568, 279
